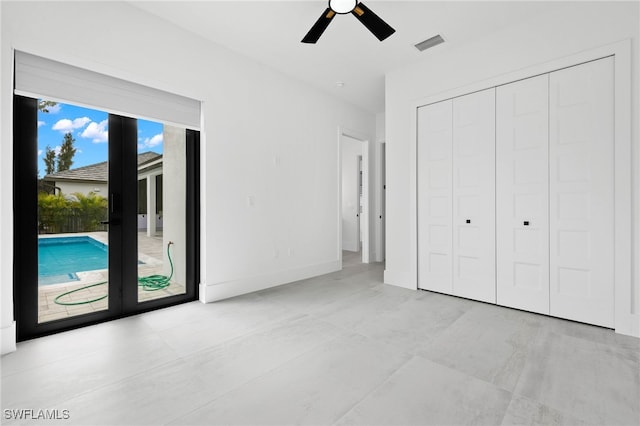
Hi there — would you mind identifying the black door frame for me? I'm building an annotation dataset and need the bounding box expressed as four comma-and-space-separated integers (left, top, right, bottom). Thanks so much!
13, 95, 200, 341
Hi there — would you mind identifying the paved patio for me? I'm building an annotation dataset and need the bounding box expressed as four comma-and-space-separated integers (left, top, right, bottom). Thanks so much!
38, 232, 186, 323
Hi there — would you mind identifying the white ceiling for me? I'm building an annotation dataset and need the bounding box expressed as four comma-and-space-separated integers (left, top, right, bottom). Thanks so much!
131, 1, 557, 114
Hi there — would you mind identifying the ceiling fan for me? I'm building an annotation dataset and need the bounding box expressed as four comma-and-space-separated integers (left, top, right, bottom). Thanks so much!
302, 0, 395, 44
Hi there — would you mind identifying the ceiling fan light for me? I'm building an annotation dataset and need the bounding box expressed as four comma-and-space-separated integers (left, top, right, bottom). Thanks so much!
329, 0, 357, 14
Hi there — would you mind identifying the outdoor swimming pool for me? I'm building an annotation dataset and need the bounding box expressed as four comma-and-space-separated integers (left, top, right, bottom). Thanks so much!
38, 236, 107, 286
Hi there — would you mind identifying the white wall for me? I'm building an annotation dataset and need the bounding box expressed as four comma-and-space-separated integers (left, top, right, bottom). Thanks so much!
341, 135, 362, 252
0, 1, 375, 353
385, 2, 639, 335
52, 182, 108, 197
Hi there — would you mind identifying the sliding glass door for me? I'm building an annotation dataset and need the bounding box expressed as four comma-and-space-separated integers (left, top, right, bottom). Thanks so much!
14, 96, 199, 340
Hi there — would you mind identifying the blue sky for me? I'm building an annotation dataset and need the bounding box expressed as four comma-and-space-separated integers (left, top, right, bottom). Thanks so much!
37, 101, 163, 177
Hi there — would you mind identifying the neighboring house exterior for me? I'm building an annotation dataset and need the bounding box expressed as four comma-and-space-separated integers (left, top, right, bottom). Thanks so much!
43, 151, 164, 231
41, 159, 109, 196
43, 151, 161, 196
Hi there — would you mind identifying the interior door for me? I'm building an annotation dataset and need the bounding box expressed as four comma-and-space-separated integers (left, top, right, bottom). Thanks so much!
496, 74, 550, 315
452, 88, 496, 303
381, 143, 386, 262
417, 99, 453, 293
549, 57, 615, 327
358, 155, 363, 250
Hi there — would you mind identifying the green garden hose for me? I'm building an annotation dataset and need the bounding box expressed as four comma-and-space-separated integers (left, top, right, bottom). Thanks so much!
53, 282, 109, 305
53, 241, 174, 306
137, 241, 174, 291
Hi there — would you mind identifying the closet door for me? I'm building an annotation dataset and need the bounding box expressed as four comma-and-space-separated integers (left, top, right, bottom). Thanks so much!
452, 89, 496, 303
496, 75, 550, 314
417, 100, 453, 294
549, 57, 614, 328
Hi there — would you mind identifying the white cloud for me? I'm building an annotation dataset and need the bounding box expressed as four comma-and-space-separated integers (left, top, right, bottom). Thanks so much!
52, 117, 91, 133
37, 149, 43, 157
54, 145, 61, 155
139, 133, 163, 149
81, 119, 108, 143
46, 104, 62, 114
37, 121, 46, 128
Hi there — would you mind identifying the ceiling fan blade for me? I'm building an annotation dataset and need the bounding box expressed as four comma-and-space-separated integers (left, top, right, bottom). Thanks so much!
352, 2, 395, 41
302, 8, 336, 44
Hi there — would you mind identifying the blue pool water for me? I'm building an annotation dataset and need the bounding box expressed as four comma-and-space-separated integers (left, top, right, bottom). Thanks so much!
38, 236, 108, 286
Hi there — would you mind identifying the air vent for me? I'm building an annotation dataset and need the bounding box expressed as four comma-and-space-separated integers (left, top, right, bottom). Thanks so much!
415, 34, 445, 52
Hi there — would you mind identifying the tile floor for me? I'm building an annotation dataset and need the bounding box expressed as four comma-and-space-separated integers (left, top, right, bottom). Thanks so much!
2, 252, 639, 425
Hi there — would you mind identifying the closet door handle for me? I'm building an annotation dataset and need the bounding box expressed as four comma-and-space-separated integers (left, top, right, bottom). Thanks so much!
524, 221, 530, 226
466, 219, 471, 224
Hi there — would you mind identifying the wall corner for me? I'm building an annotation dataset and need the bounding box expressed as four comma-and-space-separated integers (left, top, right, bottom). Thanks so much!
1, 321, 16, 355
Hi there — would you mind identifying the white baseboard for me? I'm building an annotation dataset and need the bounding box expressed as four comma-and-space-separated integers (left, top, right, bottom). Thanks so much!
200, 260, 341, 303
1, 321, 16, 355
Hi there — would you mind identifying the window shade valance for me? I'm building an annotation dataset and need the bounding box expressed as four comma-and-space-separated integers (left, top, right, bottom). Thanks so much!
14, 51, 201, 130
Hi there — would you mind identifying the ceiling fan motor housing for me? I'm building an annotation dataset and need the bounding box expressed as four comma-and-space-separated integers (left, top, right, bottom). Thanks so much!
329, 0, 357, 14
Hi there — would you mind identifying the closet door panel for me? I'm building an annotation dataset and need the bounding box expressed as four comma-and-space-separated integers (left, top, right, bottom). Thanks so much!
549, 57, 614, 328
496, 74, 550, 315
418, 100, 453, 293
452, 89, 496, 303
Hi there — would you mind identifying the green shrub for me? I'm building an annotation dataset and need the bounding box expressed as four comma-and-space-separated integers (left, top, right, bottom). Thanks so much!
38, 192, 108, 233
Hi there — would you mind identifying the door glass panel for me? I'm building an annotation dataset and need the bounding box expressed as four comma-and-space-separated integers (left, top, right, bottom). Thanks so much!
37, 100, 109, 323
137, 121, 187, 302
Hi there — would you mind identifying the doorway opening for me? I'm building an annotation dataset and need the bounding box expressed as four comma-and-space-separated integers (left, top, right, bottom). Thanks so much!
340, 130, 370, 265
